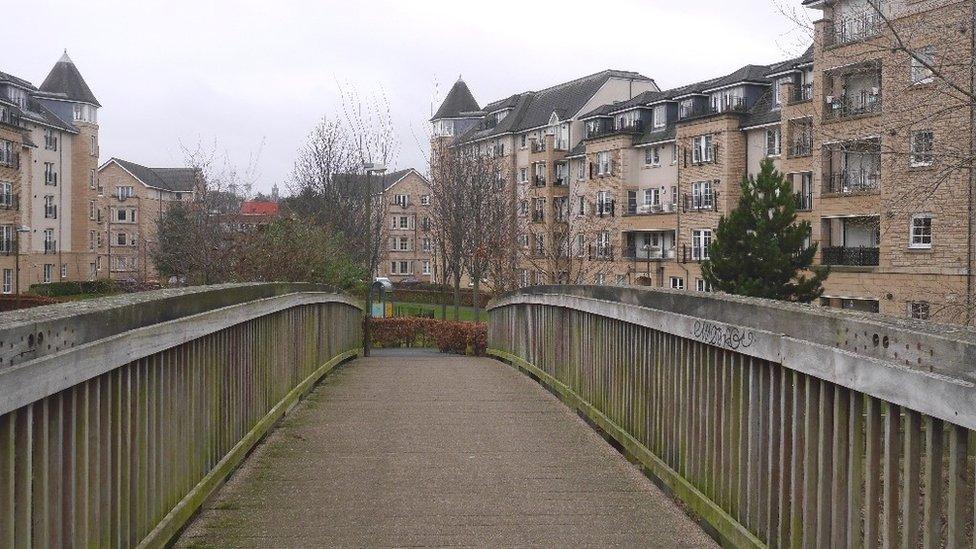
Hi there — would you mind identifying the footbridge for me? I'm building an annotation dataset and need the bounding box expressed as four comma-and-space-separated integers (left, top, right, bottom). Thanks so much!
0, 283, 974, 547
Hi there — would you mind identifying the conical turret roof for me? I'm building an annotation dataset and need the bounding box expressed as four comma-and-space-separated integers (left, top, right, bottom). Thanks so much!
431, 77, 479, 120
39, 50, 101, 107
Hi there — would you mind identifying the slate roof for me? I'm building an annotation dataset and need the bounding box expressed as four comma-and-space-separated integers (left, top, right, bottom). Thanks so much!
0, 70, 36, 90
634, 124, 678, 146
334, 168, 423, 194
110, 158, 199, 192
432, 79, 480, 120
38, 52, 101, 107
565, 142, 587, 158
0, 67, 78, 134
765, 46, 814, 76
455, 70, 654, 143
741, 89, 781, 129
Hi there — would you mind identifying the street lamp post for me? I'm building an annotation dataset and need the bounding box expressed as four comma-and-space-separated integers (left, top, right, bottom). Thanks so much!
363, 162, 386, 357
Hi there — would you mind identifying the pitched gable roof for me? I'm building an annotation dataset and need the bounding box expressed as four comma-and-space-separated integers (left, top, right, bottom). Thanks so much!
432, 79, 480, 120
38, 51, 101, 107
106, 158, 198, 192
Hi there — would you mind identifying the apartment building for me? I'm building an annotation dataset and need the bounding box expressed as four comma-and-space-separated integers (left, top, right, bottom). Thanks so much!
432, 0, 976, 325
374, 168, 437, 282
96, 158, 198, 282
0, 52, 101, 292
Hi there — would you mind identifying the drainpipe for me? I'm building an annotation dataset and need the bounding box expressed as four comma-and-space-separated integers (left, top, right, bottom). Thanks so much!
969, 2, 976, 325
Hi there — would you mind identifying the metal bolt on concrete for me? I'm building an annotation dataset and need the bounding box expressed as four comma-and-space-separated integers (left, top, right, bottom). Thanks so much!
176, 349, 717, 548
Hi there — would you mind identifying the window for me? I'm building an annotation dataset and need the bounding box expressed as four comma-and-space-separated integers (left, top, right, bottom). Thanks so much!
0, 181, 11, 206
44, 129, 58, 151
519, 269, 529, 287
89, 200, 96, 220
0, 140, 13, 167
73, 104, 97, 123
1, 269, 11, 294
422, 261, 431, 275
765, 127, 782, 156
692, 229, 712, 261
520, 134, 527, 148
420, 195, 431, 206
696, 278, 712, 292
911, 46, 935, 85
671, 145, 678, 164
6, 87, 26, 108
398, 216, 409, 229
577, 159, 586, 180
772, 77, 790, 107
116, 186, 134, 199
910, 214, 933, 249
400, 261, 409, 274
595, 273, 606, 285
645, 146, 661, 166
43, 264, 53, 283
390, 261, 398, 274
394, 194, 409, 207
518, 233, 529, 248
44, 196, 57, 219
692, 181, 715, 210
90, 169, 96, 189
596, 191, 613, 216
89, 230, 95, 250
910, 131, 934, 167
0, 225, 10, 253
653, 105, 667, 129
44, 162, 57, 185
909, 301, 931, 320
596, 151, 612, 175
692, 135, 714, 163
520, 168, 527, 183
398, 237, 409, 251
577, 196, 587, 216
90, 135, 97, 156
60, 264, 67, 279
117, 232, 127, 246
670, 277, 685, 290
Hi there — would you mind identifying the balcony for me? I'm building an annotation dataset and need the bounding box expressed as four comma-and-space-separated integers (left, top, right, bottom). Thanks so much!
532, 175, 547, 188
680, 97, 747, 120
789, 84, 813, 105
823, 171, 880, 194
680, 244, 709, 263
825, 11, 883, 47
822, 246, 879, 267
788, 140, 813, 158
587, 244, 615, 261
531, 210, 545, 223
586, 120, 643, 140
624, 202, 677, 216
43, 241, 58, 254
824, 90, 881, 120
531, 141, 546, 153
623, 246, 675, 261
682, 192, 719, 213
553, 176, 567, 187
795, 191, 814, 212
596, 201, 615, 218
45, 173, 58, 186
44, 206, 58, 219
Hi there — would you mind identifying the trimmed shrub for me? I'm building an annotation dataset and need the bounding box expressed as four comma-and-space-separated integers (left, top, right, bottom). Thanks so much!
368, 318, 487, 356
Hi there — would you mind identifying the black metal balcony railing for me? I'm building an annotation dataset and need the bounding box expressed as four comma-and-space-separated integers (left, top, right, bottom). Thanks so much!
531, 210, 545, 223
45, 172, 58, 186
596, 200, 615, 218
823, 171, 880, 194
0, 238, 17, 256
680, 244, 710, 263
624, 202, 678, 216
795, 192, 814, 211
531, 141, 546, 153
789, 83, 813, 104
825, 91, 881, 120
553, 176, 567, 187
682, 192, 719, 213
43, 241, 58, 254
822, 246, 880, 267
825, 12, 883, 47
587, 244, 614, 261
788, 140, 813, 158
680, 97, 747, 120
586, 120, 643, 140
44, 206, 57, 219
532, 175, 546, 187
622, 246, 675, 261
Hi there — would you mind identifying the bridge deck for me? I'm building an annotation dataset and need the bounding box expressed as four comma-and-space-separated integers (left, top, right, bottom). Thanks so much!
176, 349, 715, 547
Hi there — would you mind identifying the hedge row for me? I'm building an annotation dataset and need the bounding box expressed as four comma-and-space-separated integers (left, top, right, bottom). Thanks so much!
368, 318, 487, 356
391, 288, 491, 308
29, 280, 160, 297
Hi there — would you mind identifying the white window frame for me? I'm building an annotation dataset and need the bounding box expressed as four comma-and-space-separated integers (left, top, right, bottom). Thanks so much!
909, 214, 933, 249
670, 277, 685, 290
653, 105, 666, 129
696, 278, 712, 292
911, 46, 935, 85
909, 300, 931, 320
692, 229, 712, 261
597, 151, 611, 176
420, 195, 431, 206
1, 268, 11, 294
910, 130, 934, 167
766, 127, 782, 157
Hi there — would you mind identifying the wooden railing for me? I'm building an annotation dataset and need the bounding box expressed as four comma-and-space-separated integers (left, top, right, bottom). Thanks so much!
487, 286, 976, 548
0, 283, 362, 547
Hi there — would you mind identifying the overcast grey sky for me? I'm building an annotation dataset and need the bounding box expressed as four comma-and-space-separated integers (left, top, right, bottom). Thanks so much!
4, 0, 813, 195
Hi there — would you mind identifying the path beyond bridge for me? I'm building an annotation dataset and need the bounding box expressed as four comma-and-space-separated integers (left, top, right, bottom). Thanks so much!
176, 349, 716, 547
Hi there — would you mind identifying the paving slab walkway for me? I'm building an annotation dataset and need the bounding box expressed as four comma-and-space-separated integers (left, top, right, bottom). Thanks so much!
176, 349, 716, 548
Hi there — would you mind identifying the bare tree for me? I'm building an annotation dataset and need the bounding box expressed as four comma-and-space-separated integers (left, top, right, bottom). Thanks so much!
429, 144, 472, 320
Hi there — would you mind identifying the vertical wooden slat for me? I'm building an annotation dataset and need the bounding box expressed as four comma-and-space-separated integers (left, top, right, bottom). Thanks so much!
901, 410, 922, 549
848, 391, 866, 549
865, 397, 883, 549
946, 424, 970, 547
881, 402, 901, 549
830, 387, 850, 548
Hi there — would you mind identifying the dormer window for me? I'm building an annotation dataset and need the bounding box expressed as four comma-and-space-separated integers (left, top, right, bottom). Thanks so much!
772, 77, 791, 108
653, 105, 667, 129
6, 87, 26, 109
585, 119, 602, 138
72, 104, 97, 123
616, 110, 640, 130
